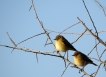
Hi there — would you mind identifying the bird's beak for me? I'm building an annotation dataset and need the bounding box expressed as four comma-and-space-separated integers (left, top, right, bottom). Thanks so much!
72, 54, 75, 56
54, 39, 56, 40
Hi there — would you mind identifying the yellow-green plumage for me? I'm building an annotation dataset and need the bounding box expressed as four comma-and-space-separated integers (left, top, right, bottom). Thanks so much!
72, 51, 97, 67
73, 53, 87, 66
55, 39, 68, 52
54, 35, 77, 52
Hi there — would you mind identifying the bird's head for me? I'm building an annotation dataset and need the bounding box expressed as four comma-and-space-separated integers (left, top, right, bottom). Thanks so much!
54, 35, 63, 41
72, 51, 79, 56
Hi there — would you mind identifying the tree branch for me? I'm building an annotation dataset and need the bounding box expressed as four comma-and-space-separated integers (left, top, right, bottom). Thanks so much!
82, 0, 98, 37
0, 44, 92, 77
77, 17, 106, 47
95, 0, 106, 17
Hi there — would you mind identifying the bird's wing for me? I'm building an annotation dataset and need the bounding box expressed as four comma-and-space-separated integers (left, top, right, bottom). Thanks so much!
80, 52, 93, 63
62, 37, 77, 51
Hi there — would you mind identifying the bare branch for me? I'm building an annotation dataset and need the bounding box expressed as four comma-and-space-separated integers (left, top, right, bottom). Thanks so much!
94, 63, 102, 77
36, 53, 38, 63
0, 0, 106, 77
46, 29, 106, 35
95, 40, 101, 61
7, 32, 17, 53
90, 57, 106, 65
44, 38, 49, 47
82, 0, 98, 37
95, 0, 106, 17
89, 57, 99, 62
30, 0, 55, 48
61, 63, 70, 77
77, 17, 106, 47
99, 48, 106, 59
7, 32, 17, 47
17, 32, 45, 45
0, 44, 92, 77
88, 42, 100, 56
59, 22, 80, 35
72, 29, 87, 44
0, 44, 61, 58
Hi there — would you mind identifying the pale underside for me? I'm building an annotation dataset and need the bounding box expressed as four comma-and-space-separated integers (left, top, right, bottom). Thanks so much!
74, 56, 87, 66
55, 40, 68, 52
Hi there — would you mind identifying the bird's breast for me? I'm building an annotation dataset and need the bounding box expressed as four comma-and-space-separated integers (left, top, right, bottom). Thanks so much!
55, 40, 67, 52
74, 56, 86, 66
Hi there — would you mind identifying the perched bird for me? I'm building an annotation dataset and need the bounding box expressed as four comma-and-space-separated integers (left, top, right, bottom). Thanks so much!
72, 51, 97, 69
54, 35, 77, 52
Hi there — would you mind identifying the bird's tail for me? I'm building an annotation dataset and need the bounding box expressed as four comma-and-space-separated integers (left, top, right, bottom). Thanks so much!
72, 47, 77, 51
92, 62, 98, 66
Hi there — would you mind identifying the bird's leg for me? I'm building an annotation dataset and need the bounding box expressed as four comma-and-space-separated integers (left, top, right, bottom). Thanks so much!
79, 68, 84, 73
71, 64, 83, 73
63, 51, 69, 60
64, 52, 66, 58
56, 50, 62, 56
79, 62, 86, 73
57, 50, 59, 53
67, 51, 69, 60
71, 64, 78, 68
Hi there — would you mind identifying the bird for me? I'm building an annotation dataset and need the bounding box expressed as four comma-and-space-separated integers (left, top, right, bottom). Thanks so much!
72, 51, 97, 70
54, 35, 77, 52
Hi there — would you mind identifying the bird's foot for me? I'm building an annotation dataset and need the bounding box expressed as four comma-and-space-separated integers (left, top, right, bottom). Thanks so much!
57, 50, 59, 53
71, 64, 78, 68
79, 69, 84, 73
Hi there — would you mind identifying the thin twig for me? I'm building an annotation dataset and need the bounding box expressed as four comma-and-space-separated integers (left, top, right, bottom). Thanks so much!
99, 49, 106, 59
36, 53, 38, 63
95, 39, 101, 61
95, 0, 106, 17
63, 57, 67, 68
7, 32, 17, 53
59, 22, 80, 35
90, 57, 106, 65
88, 42, 100, 56
7, 32, 17, 47
90, 72, 96, 77
30, 0, 56, 50
89, 57, 99, 62
7, 32, 45, 53
44, 31, 52, 47
77, 17, 106, 47
61, 63, 70, 77
72, 29, 87, 44
94, 63, 102, 77
44, 38, 49, 47
46, 29, 106, 35
17, 32, 45, 45
82, 0, 98, 37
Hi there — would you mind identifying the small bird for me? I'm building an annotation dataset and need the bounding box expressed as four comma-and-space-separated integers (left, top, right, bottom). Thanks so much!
72, 51, 97, 69
54, 35, 77, 52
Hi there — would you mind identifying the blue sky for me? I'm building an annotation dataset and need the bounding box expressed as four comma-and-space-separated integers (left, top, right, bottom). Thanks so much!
0, 0, 106, 77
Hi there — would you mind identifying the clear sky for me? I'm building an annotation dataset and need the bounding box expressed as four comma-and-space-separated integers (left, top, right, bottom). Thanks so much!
0, 0, 106, 77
